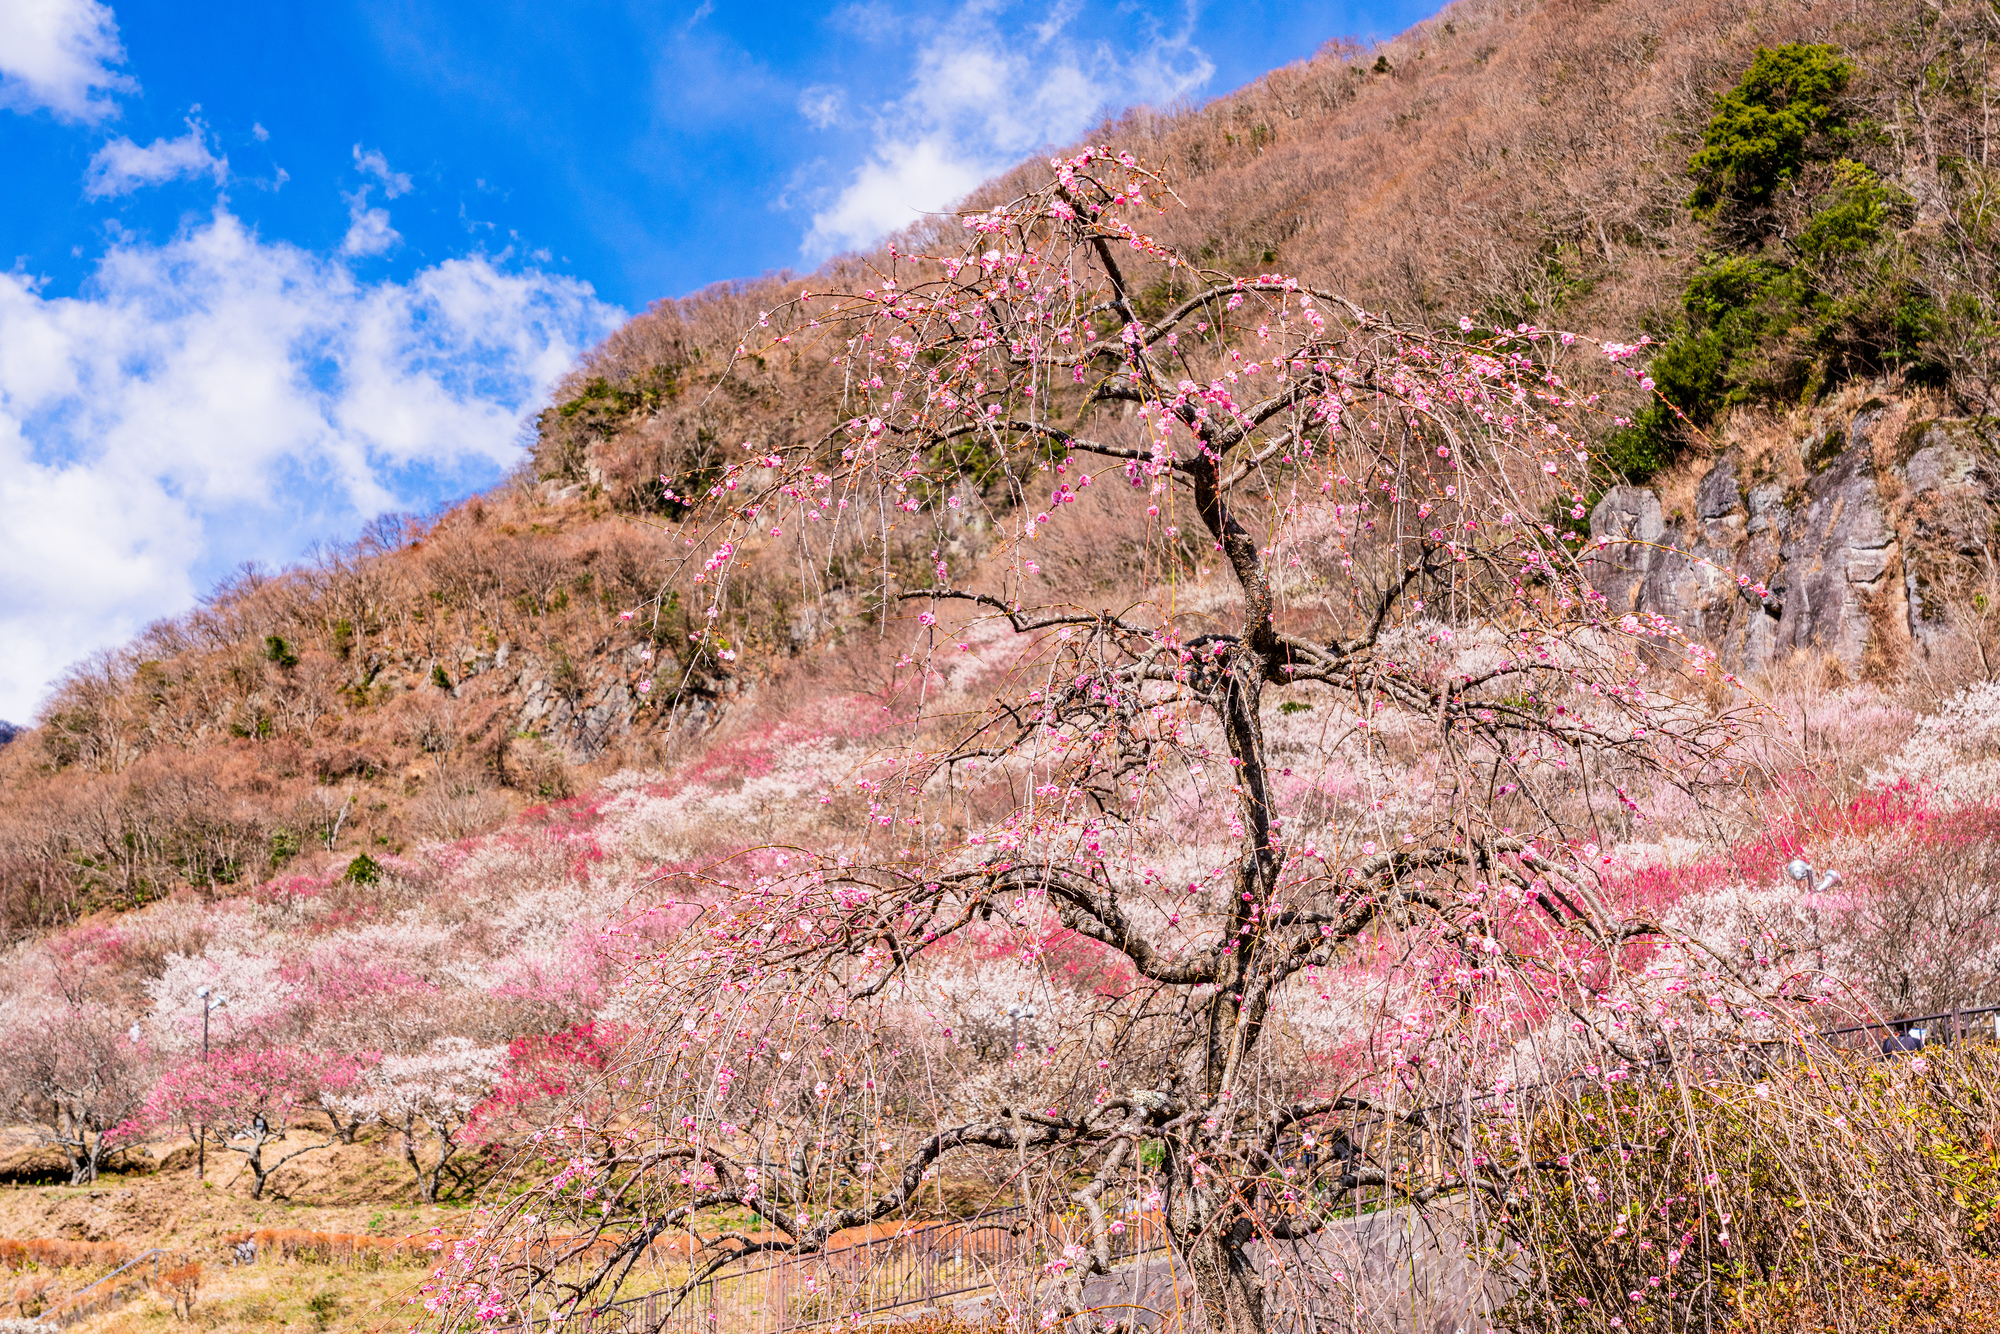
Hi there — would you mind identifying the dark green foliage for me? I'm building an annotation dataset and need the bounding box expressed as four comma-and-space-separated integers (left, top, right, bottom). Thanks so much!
263, 635, 299, 669
536, 364, 686, 486
1602, 258, 1789, 481
431, 664, 452, 690
1688, 44, 1855, 218
1796, 160, 1908, 263
343, 852, 382, 885
547, 368, 681, 437
1604, 43, 1945, 482
306, 1291, 341, 1331
1599, 410, 1682, 485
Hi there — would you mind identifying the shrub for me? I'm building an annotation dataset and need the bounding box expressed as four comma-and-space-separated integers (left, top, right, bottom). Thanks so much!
1499, 1042, 2000, 1334
0, 1239, 132, 1270
161, 1261, 200, 1321
1796, 162, 1911, 264
1689, 44, 1856, 218
246, 1228, 439, 1269
1611, 62, 1937, 481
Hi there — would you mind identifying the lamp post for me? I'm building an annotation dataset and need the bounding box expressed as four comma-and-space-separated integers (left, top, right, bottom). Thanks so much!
1001, 1003, 1037, 1215
1784, 858, 1842, 892
1004, 1003, 1036, 1054
194, 988, 227, 1181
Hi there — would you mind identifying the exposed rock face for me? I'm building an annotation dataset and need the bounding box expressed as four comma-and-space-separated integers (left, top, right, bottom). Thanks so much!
1588, 402, 1999, 679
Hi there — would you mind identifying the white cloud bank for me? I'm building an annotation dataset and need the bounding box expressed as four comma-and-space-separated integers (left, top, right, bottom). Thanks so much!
804, 5, 1213, 256
0, 0, 134, 122
0, 211, 621, 721
84, 118, 227, 196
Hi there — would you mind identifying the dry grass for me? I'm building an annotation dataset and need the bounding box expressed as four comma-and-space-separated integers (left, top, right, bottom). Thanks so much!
0, 1132, 471, 1252
1497, 1041, 2000, 1334
0, 1133, 471, 1330
58, 1260, 419, 1333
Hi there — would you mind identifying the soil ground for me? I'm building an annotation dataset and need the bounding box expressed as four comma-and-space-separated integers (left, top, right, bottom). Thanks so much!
1, 1124, 472, 1331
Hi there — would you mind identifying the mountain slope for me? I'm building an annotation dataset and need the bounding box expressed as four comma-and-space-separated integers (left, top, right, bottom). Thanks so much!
4, 0, 1996, 939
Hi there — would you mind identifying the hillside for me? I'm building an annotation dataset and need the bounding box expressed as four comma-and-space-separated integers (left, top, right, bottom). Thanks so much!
2, 0, 1999, 1327
6, 0, 1995, 938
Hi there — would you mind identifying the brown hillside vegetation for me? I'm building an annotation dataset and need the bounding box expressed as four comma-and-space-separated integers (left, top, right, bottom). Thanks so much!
0, 491, 716, 933
537, 0, 2000, 510
3, 0, 1996, 940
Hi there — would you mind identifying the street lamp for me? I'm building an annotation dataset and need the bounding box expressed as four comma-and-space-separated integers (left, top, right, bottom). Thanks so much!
1784, 859, 1842, 892
1001, 1003, 1039, 1213
194, 988, 227, 1180
1004, 1003, 1037, 1053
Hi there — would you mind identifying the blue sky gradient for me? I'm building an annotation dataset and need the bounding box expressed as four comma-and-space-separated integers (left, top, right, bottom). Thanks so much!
0, 0, 1436, 719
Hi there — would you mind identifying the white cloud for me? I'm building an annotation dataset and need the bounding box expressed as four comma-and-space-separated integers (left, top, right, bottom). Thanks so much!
806, 138, 989, 257
352, 143, 412, 198
797, 84, 846, 129
84, 118, 227, 197
803, 4, 1213, 256
0, 210, 621, 721
340, 186, 399, 256
0, 0, 134, 122
342, 148, 411, 255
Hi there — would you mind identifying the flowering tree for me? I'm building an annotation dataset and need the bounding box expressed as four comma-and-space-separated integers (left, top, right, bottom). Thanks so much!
437, 149, 1750, 1333
339, 1037, 505, 1203
143, 1047, 350, 1199
476, 1021, 626, 1139
0, 1002, 150, 1184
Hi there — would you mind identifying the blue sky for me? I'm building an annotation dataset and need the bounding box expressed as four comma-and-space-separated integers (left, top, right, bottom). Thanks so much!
0, 0, 1436, 720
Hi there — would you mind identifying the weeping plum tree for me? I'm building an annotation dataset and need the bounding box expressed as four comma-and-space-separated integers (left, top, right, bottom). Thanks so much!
432, 149, 1752, 1334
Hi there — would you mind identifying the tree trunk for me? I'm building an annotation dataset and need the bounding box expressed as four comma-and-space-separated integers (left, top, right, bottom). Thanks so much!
422, 1126, 461, 1203
1167, 1146, 1267, 1334
57, 1106, 95, 1185
1183, 1223, 1266, 1334
320, 1098, 366, 1144
247, 1146, 270, 1200
398, 1117, 434, 1202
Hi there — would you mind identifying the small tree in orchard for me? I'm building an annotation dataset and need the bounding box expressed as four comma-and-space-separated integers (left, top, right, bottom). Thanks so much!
436, 150, 1754, 1333
144, 1048, 349, 1199
0, 1003, 150, 1184
339, 1037, 504, 1203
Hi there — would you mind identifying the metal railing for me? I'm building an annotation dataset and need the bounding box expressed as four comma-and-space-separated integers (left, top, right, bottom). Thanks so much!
45, 1247, 176, 1327
572, 1205, 1169, 1334
1819, 1000, 2000, 1051
1358, 997, 2000, 1135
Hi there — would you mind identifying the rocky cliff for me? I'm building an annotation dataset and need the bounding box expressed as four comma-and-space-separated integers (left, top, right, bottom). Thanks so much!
1588, 397, 2000, 680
